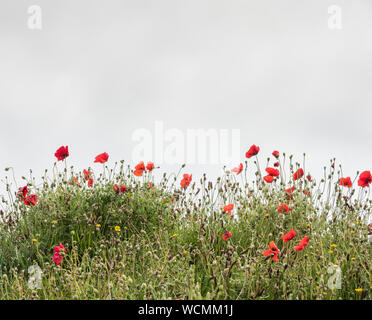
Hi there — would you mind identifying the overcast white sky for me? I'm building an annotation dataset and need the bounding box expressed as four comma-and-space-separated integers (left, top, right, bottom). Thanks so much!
1, 0, 372, 189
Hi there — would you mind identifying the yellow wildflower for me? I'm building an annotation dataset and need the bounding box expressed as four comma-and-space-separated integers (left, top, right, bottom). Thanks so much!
355, 288, 363, 293
328, 250, 334, 254
114, 226, 121, 232
330, 244, 337, 248
170, 233, 179, 239
32, 239, 38, 243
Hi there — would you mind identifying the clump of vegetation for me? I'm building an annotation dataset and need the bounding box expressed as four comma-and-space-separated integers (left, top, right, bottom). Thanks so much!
0, 146, 370, 299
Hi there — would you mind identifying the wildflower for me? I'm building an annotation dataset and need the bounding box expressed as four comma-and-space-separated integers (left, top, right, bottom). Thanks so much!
277, 203, 290, 214
73, 177, 80, 185
303, 190, 310, 197
83, 169, 93, 181
330, 244, 337, 248
51, 220, 57, 224
368, 223, 372, 235
96, 224, 101, 228
265, 167, 279, 177
306, 175, 312, 181
222, 231, 232, 241
351, 257, 356, 261
18, 186, 28, 198
286, 186, 295, 195
339, 177, 352, 188
180, 174, 192, 189
88, 178, 94, 188
265, 213, 269, 217
146, 162, 155, 172
170, 233, 179, 239
328, 250, 334, 254
232, 163, 243, 175
263, 241, 280, 262
274, 162, 279, 167
114, 226, 121, 232
358, 171, 372, 188
24, 194, 38, 206
133, 161, 146, 176
293, 168, 304, 181
54, 146, 69, 161
113, 184, 127, 194
355, 288, 363, 293
294, 236, 309, 251
245, 145, 260, 158
272, 150, 279, 158
94, 152, 109, 164
53, 244, 65, 266
264, 175, 274, 183
32, 239, 38, 243
223, 204, 234, 216
281, 229, 296, 243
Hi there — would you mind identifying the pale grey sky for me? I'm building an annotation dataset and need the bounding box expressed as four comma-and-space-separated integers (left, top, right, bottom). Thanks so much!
0, 0, 371, 189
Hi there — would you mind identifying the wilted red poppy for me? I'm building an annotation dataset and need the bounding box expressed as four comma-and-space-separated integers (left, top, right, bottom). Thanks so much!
245, 145, 260, 158
265, 167, 279, 177
94, 152, 109, 164
18, 186, 28, 198
339, 177, 352, 188
232, 163, 243, 175
274, 162, 279, 167
272, 150, 279, 158
281, 229, 296, 243
222, 231, 232, 241
294, 236, 309, 251
146, 162, 155, 172
24, 194, 38, 206
55, 146, 69, 161
286, 186, 295, 194
180, 174, 192, 189
303, 189, 310, 197
264, 175, 274, 183
293, 168, 304, 181
88, 178, 94, 188
223, 204, 234, 215
53, 244, 65, 265
134, 161, 146, 176
357, 171, 372, 188
83, 169, 92, 181
113, 184, 127, 194
277, 203, 290, 214
263, 241, 280, 262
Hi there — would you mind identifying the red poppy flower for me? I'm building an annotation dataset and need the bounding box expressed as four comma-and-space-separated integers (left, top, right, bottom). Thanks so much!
88, 178, 94, 188
133, 161, 146, 176
339, 177, 352, 188
146, 162, 155, 172
263, 241, 280, 262
294, 236, 309, 251
264, 175, 274, 183
286, 186, 295, 194
94, 152, 109, 164
265, 167, 279, 177
180, 174, 192, 189
306, 175, 312, 182
273, 162, 279, 167
53, 244, 65, 265
223, 204, 234, 216
232, 163, 243, 175
272, 150, 279, 159
222, 231, 232, 241
54, 146, 69, 161
18, 186, 28, 198
245, 145, 260, 158
113, 184, 127, 194
357, 171, 372, 188
303, 189, 310, 197
277, 203, 290, 214
73, 177, 80, 185
83, 169, 92, 181
281, 229, 296, 243
293, 168, 304, 181
24, 194, 38, 206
